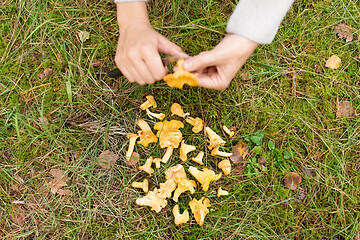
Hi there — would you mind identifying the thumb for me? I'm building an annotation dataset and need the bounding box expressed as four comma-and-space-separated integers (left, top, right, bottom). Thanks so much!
182, 51, 217, 72
158, 36, 188, 58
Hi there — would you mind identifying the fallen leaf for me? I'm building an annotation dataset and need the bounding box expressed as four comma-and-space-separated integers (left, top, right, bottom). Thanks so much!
232, 164, 245, 176
258, 157, 267, 165
334, 23, 354, 42
38, 116, 49, 124
336, 100, 353, 118
78, 30, 90, 42
10, 206, 26, 226
91, 59, 102, 68
39, 68, 53, 79
45, 169, 72, 195
97, 150, 118, 169
284, 172, 302, 190
325, 55, 341, 69
230, 141, 249, 164
127, 151, 139, 167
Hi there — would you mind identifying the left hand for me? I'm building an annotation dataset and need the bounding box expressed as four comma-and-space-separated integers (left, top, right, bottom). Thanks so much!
182, 34, 259, 90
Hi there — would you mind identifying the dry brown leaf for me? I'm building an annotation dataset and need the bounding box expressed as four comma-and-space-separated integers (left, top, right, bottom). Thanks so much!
127, 151, 139, 166
284, 172, 302, 190
91, 59, 102, 68
336, 101, 353, 118
97, 150, 118, 169
39, 68, 53, 79
334, 23, 354, 42
230, 141, 249, 164
45, 169, 72, 195
10, 206, 26, 226
325, 55, 341, 69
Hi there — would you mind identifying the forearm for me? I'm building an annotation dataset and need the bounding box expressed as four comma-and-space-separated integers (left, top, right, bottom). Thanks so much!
116, 1, 150, 28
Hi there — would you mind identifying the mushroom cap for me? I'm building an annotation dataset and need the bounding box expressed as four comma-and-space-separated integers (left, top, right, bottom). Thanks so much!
218, 159, 231, 175
135, 188, 167, 213
131, 179, 149, 193
173, 205, 189, 225
154, 120, 184, 149
136, 119, 158, 147
217, 187, 229, 197
186, 117, 203, 133
170, 103, 189, 118
179, 140, 196, 161
205, 127, 226, 150
163, 58, 199, 89
191, 151, 204, 165
165, 164, 187, 183
188, 166, 222, 191
173, 177, 197, 202
189, 197, 211, 226
139, 157, 154, 175
140, 95, 157, 110
158, 179, 177, 199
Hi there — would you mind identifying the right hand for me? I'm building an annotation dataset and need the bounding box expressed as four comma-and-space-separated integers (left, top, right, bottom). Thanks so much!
115, 23, 187, 85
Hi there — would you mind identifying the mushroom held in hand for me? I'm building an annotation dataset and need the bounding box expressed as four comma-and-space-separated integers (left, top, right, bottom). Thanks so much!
136, 188, 167, 213
173, 177, 196, 202
189, 197, 211, 226
179, 140, 196, 162
188, 166, 222, 191
185, 116, 203, 133
218, 159, 231, 175
154, 120, 184, 163
136, 119, 158, 147
139, 157, 154, 175
170, 103, 189, 118
163, 58, 199, 89
140, 95, 157, 110
131, 179, 149, 193
205, 127, 226, 150
173, 205, 189, 225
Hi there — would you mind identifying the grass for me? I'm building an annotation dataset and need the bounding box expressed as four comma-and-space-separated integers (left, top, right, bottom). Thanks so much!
1, 0, 360, 239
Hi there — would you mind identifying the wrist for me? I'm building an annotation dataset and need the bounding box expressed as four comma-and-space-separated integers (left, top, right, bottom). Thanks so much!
116, 2, 150, 28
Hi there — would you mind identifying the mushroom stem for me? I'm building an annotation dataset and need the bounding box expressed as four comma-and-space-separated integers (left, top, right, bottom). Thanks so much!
145, 109, 165, 120
126, 133, 139, 162
140, 95, 157, 110
132, 179, 149, 192
222, 125, 235, 137
162, 146, 174, 163
211, 147, 233, 157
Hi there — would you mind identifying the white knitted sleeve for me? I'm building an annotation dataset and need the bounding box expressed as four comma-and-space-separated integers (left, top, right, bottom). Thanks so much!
226, 0, 295, 44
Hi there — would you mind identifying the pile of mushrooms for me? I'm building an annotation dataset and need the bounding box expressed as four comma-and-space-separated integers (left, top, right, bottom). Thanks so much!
126, 95, 235, 226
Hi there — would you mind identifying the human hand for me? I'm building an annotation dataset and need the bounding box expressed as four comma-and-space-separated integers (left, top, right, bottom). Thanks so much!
183, 34, 259, 90
115, 2, 187, 85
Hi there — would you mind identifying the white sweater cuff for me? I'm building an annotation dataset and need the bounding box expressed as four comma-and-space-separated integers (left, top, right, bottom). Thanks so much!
226, 0, 295, 44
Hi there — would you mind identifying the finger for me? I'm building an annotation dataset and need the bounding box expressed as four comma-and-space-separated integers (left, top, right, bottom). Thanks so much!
142, 48, 167, 81
158, 36, 188, 58
124, 63, 146, 85
182, 50, 218, 72
126, 51, 156, 84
